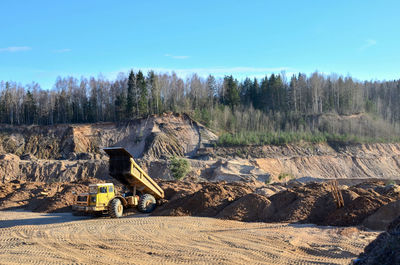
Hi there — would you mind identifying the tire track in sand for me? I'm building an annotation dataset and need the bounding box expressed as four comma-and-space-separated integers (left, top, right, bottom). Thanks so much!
0, 211, 378, 265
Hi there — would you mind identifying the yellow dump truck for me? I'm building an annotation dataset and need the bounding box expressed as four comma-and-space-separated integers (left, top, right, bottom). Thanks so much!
72, 147, 164, 218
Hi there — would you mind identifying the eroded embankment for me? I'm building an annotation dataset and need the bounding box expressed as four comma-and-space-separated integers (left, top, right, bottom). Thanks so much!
0, 113, 217, 160
1, 114, 400, 182
253, 143, 400, 180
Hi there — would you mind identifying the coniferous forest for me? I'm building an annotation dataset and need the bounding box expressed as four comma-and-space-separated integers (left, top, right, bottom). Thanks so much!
1, 70, 400, 145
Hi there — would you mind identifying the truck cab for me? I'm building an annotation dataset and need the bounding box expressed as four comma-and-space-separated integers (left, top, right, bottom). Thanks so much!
74, 183, 115, 213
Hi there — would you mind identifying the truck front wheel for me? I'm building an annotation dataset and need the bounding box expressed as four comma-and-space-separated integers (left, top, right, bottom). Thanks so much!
138, 194, 156, 213
109, 198, 123, 218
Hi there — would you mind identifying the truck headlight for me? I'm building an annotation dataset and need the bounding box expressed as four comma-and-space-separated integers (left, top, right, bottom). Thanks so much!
90, 196, 96, 203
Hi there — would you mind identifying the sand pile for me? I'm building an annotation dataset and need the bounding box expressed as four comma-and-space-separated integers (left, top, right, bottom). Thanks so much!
153, 180, 400, 228
153, 182, 255, 217
355, 216, 400, 264
1, 179, 399, 229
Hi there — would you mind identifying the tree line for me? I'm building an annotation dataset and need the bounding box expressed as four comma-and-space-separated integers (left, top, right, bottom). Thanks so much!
1, 70, 400, 140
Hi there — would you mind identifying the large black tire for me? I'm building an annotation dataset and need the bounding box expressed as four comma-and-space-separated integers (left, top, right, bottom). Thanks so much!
138, 194, 156, 213
72, 210, 87, 216
109, 198, 123, 218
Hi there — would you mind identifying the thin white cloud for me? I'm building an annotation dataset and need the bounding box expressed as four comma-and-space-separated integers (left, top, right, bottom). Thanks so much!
103, 66, 290, 81
146, 66, 289, 77
359, 39, 377, 51
53, 48, 72, 53
0, 46, 31, 52
164, 54, 190, 59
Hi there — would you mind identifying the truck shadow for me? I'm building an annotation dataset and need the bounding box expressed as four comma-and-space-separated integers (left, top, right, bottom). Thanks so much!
0, 211, 92, 229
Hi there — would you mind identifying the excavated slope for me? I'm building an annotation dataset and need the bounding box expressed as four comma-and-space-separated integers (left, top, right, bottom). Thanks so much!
0, 113, 217, 160
254, 143, 400, 180
1, 114, 400, 183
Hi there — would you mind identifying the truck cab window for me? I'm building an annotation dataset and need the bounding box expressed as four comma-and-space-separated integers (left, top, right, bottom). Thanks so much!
108, 186, 114, 193
99, 187, 107, 193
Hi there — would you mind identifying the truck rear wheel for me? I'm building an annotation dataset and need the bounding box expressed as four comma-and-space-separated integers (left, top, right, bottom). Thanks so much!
109, 198, 123, 218
138, 194, 156, 213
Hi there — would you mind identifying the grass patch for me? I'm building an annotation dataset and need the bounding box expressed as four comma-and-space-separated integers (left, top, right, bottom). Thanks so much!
216, 131, 400, 147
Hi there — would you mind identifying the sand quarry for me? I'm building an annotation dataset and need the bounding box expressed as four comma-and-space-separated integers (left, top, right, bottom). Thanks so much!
1, 114, 400, 264
1, 179, 400, 264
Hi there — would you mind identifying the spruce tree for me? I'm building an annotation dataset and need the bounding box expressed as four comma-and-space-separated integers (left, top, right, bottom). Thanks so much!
126, 70, 135, 118
224, 75, 240, 110
136, 71, 148, 116
148, 71, 160, 115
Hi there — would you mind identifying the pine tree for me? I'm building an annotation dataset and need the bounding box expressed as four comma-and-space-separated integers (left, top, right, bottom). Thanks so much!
115, 92, 126, 121
126, 70, 136, 118
206, 75, 217, 110
23, 90, 37, 124
148, 71, 160, 115
223, 75, 240, 110
136, 71, 148, 116
240, 77, 253, 106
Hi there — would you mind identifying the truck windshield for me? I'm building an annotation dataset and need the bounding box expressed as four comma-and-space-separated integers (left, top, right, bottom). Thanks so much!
89, 186, 97, 194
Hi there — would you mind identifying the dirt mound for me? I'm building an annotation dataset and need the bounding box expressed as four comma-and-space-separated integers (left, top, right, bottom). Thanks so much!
264, 182, 398, 226
152, 182, 254, 217
154, 181, 343, 224
216, 193, 272, 222
2, 179, 399, 230
355, 216, 400, 265
363, 200, 400, 230
153, 181, 400, 227
324, 192, 392, 226
265, 182, 335, 223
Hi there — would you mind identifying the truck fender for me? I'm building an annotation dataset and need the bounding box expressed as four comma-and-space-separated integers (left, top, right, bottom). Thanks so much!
109, 196, 128, 207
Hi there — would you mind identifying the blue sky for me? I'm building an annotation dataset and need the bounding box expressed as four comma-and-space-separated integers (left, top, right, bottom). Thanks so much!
1, 0, 399, 89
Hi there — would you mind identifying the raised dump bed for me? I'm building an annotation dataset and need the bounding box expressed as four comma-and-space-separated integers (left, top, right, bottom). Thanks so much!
103, 147, 164, 199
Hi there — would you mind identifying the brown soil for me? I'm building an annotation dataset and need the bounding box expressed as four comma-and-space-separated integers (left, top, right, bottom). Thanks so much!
153, 180, 400, 228
2, 179, 398, 228
1, 179, 399, 229
152, 182, 254, 217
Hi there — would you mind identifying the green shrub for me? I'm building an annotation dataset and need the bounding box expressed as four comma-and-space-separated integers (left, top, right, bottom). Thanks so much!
169, 156, 191, 180
386, 180, 396, 186
278, 172, 294, 181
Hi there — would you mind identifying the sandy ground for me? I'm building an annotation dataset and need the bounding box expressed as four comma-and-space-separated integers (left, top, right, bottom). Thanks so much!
0, 211, 378, 265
